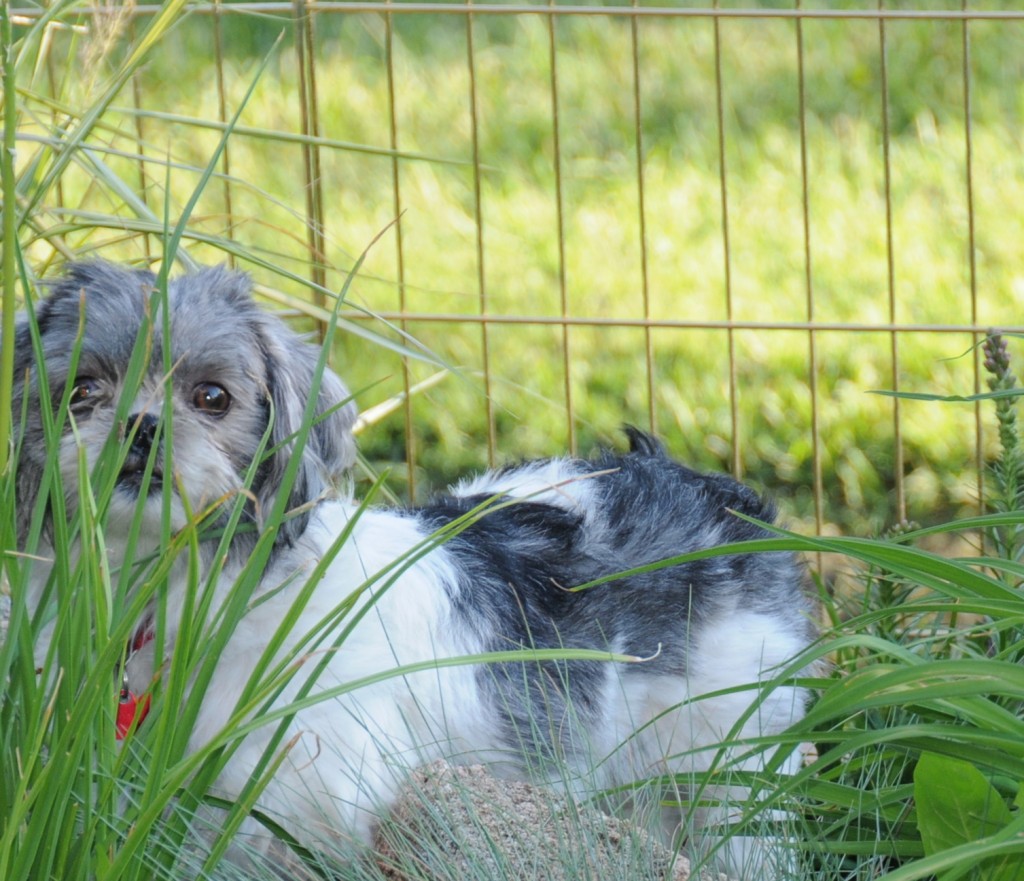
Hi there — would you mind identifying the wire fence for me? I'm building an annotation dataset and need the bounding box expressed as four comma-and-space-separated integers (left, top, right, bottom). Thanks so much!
14, 1, 1024, 539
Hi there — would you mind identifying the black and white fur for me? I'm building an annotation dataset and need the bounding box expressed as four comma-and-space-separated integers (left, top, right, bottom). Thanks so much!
16, 262, 816, 879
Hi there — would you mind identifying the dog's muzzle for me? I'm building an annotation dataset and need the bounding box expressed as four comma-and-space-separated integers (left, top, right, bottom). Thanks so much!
119, 412, 163, 493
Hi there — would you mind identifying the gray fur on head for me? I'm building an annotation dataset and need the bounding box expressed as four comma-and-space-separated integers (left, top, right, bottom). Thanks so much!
12, 260, 357, 548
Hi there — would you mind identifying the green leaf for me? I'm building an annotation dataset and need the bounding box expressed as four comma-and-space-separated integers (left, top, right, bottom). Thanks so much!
914, 752, 1019, 881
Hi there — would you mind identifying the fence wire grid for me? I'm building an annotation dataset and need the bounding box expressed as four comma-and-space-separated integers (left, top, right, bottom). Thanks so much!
11, 1, 1024, 539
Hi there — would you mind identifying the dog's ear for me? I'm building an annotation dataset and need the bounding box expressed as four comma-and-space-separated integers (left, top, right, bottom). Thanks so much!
12, 259, 155, 420
252, 308, 358, 546
14, 261, 154, 377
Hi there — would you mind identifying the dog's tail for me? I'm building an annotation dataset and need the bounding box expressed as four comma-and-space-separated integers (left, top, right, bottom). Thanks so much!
622, 424, 665, 457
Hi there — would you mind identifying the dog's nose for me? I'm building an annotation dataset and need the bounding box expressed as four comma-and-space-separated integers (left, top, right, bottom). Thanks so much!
122, 412, 160, 476
130, 412, 158, 453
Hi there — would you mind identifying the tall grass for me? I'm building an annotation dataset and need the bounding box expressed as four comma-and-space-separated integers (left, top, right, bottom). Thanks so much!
0, 13, 332, 876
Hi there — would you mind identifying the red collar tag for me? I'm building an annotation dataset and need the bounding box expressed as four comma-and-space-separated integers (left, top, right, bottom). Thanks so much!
116, 686, 151, 740
116, 626, 154, 739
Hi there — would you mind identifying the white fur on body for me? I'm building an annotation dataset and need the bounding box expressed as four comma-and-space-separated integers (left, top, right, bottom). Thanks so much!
32, 500, 806, 874
115, 465, 808, 873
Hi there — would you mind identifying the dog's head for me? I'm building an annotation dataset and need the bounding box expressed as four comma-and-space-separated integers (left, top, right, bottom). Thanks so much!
13, 260, 357, 549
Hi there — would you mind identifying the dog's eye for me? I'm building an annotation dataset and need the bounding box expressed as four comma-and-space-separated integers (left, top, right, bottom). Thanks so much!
192, 382, 231, 416
69, 377, 100, 407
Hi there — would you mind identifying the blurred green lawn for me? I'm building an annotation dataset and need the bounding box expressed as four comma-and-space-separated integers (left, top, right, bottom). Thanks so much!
23, 1, 1024, 534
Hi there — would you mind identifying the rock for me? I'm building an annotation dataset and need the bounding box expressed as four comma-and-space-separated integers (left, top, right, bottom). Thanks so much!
373, 762, 728, 881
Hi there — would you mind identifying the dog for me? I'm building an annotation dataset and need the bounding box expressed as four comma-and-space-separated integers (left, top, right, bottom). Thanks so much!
13, 261, 816, 878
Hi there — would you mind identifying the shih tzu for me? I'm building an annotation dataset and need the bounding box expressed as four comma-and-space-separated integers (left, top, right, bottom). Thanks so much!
14, 261, 817, 878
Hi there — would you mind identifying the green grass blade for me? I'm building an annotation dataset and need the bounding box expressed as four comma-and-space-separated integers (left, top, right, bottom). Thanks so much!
19, 0, 189, 224
1, 2, 18, 476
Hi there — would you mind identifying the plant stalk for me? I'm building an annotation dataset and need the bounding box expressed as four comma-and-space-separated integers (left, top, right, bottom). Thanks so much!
0, 3, 17, 478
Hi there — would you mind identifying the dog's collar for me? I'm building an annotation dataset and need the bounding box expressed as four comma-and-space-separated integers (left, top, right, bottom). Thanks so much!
116, 625, 154, 740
